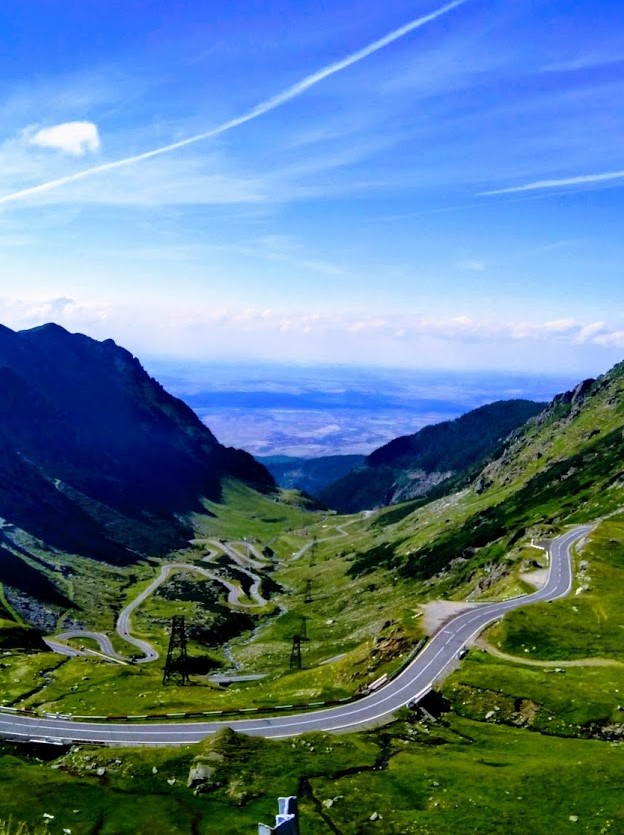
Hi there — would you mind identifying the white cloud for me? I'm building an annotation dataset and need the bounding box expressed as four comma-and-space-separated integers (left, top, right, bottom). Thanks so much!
27, 121, 101, 156
0, 1, 467, 207
481, 169, 624, 196
2, 298, 624, 371
575, 321, 607, 343
593, 330, 624, 348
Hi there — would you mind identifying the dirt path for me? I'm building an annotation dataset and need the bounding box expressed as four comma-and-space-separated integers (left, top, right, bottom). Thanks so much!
476, 636, 624, 668
421, 600, 484, 636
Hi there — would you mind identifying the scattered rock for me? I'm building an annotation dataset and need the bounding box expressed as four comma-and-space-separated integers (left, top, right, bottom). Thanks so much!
187, 763, 211, 789
226, 778, 250, 805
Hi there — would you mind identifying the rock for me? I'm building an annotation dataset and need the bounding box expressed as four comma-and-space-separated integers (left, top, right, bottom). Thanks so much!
187, 762, 211, 789
485, 710, 496, 720
571, 379, 594, 404
370, 812, 381, 821
167, 777, 176, 785
569, 815, 578, 822
152, 766, 158, 774
96, 767, 106, 776
323, 799, 334, 808
226, 778, 250, 805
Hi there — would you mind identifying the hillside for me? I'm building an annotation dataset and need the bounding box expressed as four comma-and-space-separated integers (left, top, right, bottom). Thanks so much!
318, 399, 544, 513
258, 453, 365, 495
348, 366, 624, 585
1, 358, 624, 832
0, 323, 274, 571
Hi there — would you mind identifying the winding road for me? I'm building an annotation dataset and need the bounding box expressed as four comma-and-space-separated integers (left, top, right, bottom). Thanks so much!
1, 525, 590, 745
44, 545, 270, 663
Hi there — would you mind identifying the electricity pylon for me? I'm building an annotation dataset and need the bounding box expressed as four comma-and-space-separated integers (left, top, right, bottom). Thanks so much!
162, 615, 190, 685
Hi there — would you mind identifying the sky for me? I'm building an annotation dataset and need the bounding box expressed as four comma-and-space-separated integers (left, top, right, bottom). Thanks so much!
0, 0, 623, 376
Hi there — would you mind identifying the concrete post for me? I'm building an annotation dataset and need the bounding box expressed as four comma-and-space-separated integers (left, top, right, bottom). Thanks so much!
258, 796, 300, 834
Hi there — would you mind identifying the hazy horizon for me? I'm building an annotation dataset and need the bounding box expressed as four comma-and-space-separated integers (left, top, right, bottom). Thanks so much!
147, 359, 580, 456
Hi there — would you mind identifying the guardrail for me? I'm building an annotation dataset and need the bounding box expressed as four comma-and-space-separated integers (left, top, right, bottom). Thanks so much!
0, 635, 432, 726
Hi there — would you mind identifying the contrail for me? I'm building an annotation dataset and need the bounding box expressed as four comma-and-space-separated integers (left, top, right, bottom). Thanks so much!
481, 169, 624, 196
0, 0, 468, 207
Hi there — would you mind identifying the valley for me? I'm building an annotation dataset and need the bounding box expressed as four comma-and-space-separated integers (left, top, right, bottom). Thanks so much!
0, 327, 623, 833
0, 500, 623, 833
2, 1, 621, 830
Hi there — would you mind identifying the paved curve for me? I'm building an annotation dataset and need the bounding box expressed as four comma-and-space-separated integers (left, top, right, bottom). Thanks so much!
291, 519, 360, 560
46, 554, 269, 663
0, 526, 589, 745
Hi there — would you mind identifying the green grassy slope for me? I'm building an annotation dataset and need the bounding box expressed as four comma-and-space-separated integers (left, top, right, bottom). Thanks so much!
345, 363, 624, 588
3, 364, 624, 832
0, 716, 622, 834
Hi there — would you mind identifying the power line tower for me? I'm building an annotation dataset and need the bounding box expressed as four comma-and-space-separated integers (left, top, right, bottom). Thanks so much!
289, 635, 302, 670
289, 617, 309, 670
298, 615, 308, 642
304, 579, 312, 604
162, 615, 190, 685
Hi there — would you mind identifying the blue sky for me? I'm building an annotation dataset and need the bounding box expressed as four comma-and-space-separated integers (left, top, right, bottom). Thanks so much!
1, 0, 623, 375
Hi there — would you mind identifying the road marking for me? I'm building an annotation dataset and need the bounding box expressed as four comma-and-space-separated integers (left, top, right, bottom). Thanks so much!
0, 526, 590, 744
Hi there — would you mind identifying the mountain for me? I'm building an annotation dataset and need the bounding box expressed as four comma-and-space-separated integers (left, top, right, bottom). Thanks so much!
258, 454, 365, 495
318, 400, 545, 513
0, 323, 274, 568
348, 365, 624, 581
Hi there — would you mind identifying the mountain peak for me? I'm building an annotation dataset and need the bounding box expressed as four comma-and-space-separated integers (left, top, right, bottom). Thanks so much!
0, 321, 274, 562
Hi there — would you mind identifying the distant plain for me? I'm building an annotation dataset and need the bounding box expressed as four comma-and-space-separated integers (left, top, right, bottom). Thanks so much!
148, 362, 579, 457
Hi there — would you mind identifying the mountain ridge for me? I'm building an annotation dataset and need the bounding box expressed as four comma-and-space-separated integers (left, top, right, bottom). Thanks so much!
0, 323, 274, 568
318, 399, 545, 513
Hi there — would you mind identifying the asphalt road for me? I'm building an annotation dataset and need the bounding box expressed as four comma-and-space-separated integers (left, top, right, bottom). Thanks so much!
0, 526, 589, 746
45, 554, 269, 664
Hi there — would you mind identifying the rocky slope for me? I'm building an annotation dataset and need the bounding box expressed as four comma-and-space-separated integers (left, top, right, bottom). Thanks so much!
350, 361, 624, 582
258, 454, 365, 496
0, 323, 274, 568
318, 400, 544, 513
